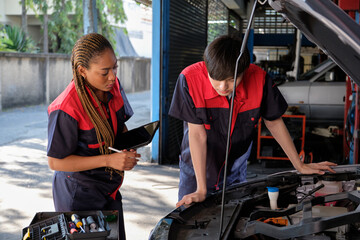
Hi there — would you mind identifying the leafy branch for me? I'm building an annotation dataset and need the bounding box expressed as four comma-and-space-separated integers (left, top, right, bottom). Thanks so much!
25, 0, 127, 54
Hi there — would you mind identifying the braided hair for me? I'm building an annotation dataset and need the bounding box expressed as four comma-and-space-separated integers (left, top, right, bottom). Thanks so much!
71, 33, 120, 176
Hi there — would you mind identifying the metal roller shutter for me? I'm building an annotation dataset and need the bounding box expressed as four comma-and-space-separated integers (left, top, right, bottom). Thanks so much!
161, 0, 207, 164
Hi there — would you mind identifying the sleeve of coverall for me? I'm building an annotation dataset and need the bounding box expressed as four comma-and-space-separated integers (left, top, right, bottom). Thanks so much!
260, 74, 288, 121
168, 74, 203, 125
47, 110, 79, 159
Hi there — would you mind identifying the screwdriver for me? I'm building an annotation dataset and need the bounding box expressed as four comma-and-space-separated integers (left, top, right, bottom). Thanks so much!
82, 218, 89, 233
71, 214, 85, 233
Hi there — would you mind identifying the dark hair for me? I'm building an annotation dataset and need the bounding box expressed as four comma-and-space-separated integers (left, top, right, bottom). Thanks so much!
204, 35, 250, 80
71, 33, 115, 156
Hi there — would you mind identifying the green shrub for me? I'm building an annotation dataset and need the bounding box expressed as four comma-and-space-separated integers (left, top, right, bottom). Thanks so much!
0, 25, 38, 53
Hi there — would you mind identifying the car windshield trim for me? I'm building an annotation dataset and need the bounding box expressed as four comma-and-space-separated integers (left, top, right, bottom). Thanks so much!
298, 59, 334, 81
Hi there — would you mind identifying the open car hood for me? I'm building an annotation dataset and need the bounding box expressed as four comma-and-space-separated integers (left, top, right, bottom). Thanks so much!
268, 0, 360, 85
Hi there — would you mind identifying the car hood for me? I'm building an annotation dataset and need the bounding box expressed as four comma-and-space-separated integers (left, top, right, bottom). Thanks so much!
268, 0, 360, 85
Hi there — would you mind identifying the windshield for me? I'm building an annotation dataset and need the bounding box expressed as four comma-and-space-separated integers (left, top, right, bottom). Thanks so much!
298, 59, 333, 80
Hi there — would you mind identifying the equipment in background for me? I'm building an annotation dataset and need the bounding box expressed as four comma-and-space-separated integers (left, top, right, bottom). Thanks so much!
257, 114, 311, 166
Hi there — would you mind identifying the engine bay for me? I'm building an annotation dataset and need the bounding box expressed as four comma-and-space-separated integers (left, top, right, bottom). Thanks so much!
150, 165, 360, 240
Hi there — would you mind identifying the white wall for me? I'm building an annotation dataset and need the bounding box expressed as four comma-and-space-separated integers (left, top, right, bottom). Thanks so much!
123, 0, 152, 58
0, 0, 41, 25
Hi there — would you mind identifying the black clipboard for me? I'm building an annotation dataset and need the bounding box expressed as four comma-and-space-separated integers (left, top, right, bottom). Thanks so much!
114, 121, 159, 150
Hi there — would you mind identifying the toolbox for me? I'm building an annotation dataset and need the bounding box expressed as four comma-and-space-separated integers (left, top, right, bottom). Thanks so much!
22, 210, 118, 240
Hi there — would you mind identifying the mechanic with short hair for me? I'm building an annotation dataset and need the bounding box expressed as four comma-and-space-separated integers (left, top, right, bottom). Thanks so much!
169, 35, 336, 208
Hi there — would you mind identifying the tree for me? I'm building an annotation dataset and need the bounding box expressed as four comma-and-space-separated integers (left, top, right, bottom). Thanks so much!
21, 0, 28, 36
26, 0, 128, 54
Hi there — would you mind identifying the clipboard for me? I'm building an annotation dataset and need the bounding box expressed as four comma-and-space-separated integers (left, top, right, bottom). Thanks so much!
114, 121, 159, 150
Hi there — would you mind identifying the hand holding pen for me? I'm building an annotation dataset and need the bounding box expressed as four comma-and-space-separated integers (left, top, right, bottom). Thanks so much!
107, 147, 141, 171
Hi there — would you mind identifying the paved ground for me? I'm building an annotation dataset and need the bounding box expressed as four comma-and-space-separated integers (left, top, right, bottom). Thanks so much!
0, 90, 290, 240
0, 91, 179, 240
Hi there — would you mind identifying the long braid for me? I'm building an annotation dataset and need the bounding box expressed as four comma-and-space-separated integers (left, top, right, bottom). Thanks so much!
71, 33, 121, 177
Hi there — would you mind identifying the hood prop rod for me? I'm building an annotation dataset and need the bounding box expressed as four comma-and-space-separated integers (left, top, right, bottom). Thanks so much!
218, 1, 259, 239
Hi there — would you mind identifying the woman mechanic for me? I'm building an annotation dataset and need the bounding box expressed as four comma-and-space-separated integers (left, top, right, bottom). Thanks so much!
47, 33, 139, 239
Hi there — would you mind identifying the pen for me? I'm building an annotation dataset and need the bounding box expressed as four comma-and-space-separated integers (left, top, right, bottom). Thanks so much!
108, 146, 142, 161
108, 147, 122, 153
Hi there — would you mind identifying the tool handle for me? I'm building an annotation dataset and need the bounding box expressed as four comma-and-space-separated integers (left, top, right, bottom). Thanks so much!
71, 214, 83, 228
68, 222, 78, 234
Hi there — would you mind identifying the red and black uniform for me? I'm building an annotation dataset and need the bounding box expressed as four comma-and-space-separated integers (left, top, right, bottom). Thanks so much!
47, 78, 132, 239
169, 61, 287, 200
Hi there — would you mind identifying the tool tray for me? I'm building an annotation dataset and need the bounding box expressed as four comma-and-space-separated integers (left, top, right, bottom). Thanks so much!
22, 214, 68, 240
23, 211, 114, 240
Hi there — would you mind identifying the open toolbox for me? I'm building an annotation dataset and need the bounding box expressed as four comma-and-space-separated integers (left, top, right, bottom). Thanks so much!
22, 210, 118, 240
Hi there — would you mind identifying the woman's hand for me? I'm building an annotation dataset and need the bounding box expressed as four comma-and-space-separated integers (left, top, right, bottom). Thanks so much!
176, 190, 206, 208
297, 161, 337, 175
108, 149, 140, 171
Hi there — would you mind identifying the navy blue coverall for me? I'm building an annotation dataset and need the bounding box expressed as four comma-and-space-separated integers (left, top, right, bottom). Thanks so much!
47, 78, 133, 239
169, 62, 288, 200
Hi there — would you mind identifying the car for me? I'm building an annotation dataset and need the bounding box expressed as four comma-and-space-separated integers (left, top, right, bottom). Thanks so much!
277, 59, 346, 126
149, 165, 360, 239
149, 0, 360, 239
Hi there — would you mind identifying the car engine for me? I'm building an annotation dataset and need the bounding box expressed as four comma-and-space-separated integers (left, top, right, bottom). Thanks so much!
149, 165, 360, 240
